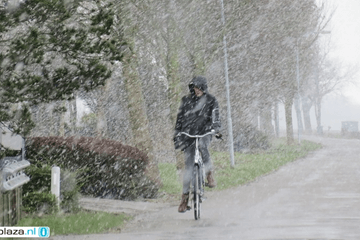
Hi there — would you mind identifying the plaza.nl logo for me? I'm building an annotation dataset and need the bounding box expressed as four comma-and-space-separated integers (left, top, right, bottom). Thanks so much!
0, 227, 50, 238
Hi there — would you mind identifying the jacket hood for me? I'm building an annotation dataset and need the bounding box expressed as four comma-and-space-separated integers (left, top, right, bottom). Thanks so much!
188, 76, 208, 94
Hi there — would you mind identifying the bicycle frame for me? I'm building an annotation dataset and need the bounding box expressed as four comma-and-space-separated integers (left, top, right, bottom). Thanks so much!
194, 137, 201, 165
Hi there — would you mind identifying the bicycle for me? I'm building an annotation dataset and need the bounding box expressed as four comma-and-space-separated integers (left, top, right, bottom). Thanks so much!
178, 129, 216, 220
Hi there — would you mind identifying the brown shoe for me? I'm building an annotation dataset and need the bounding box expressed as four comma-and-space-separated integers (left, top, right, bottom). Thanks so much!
206, 171, 217, 188
178, 193, 189, 213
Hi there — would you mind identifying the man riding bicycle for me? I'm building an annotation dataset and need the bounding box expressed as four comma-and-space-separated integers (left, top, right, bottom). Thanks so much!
173, 76, 221, 213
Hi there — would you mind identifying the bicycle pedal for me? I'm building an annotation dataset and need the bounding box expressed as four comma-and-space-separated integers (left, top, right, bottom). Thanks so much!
186, 206, 191, 211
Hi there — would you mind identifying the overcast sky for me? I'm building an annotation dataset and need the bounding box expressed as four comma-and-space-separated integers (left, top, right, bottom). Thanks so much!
283, 0, 360, 132
327, 0, 360, 104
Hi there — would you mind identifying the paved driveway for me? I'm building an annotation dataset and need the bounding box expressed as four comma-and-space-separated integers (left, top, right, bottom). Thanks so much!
52, 136, 360, 240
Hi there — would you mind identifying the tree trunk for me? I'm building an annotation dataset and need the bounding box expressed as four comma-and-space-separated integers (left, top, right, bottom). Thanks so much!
96, 108, 107, 138
59, 101, 66, 137
314, 96, 323, 135
284, 97, 294, 145
123, 52, 160, 184
164, 1, 187, 169
167, 48, 183, 169
96, 84, 110, 138
259, 105, 274, 137
69, 98, 77, 135
120, 2, 161, 185
314, 71, 323, 135
302, 96, 312, 134
293, 94, 303, 135
49, 103, 57, 136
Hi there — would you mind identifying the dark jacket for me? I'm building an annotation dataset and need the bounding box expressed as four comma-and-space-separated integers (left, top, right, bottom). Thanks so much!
174, 76, 221, 150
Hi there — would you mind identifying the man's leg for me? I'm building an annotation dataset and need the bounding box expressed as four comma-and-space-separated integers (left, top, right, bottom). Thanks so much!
199, 135, 216, 187
199, 135, 212, 174
183, 144, 195, 193
178, 144, 195, 212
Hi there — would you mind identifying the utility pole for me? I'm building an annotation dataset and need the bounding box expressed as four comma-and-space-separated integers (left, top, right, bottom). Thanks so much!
220, 0, 235, 167
295, 40, 301, 144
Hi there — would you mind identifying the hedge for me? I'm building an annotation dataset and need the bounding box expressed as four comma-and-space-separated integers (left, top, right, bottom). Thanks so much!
26, 136, 158, 200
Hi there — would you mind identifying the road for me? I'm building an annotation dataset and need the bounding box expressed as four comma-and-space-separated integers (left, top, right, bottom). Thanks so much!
52, 136, 360, 240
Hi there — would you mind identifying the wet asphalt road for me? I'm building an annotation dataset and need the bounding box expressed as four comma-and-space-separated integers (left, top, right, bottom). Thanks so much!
52, 136, 360, 240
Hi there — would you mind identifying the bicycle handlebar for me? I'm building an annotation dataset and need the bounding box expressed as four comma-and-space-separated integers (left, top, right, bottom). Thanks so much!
178, 130, 216, 138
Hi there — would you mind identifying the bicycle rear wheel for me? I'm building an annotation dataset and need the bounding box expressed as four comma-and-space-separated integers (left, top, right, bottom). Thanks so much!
194, 164, 201, 220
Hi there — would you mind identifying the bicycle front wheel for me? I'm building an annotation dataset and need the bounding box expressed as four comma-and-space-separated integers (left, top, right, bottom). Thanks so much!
194, 164, 201, 220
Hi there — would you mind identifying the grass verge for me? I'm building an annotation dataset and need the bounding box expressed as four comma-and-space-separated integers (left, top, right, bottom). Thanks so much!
211, 139, 322, 190
17, 211, 131, 236
158, 162, 182, 195
159, 138, 322, 193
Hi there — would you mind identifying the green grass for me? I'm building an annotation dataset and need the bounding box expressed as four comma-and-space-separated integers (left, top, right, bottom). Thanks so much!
159, 138, 322, 193
17, 211, 131, 236
158, 162, 182, 194
211, 139, 322, 190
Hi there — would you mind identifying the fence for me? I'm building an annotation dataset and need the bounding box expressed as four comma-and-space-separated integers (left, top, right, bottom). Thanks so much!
0, 187, 22, 226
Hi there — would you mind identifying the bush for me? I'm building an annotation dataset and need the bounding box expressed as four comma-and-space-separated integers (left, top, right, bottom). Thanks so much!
22, 164, 57, 214
60, 170, 80, 213
22, 163, 80, 214
26, 136, 158, 200
22, 191, 57, 214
